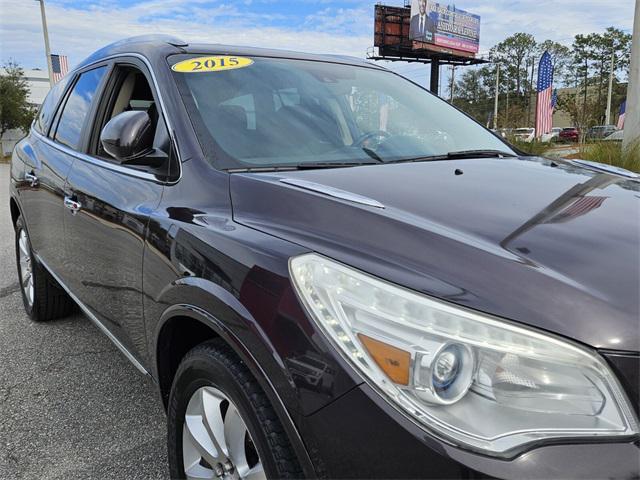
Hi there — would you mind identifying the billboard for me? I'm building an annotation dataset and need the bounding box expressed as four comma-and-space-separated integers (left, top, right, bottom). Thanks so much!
409, 0, 480, 54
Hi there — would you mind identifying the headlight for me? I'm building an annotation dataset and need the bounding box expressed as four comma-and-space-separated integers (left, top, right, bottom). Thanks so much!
290, 253, 638, 456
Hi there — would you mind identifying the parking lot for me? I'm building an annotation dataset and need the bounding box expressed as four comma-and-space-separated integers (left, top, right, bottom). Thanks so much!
0, 162, 169, 479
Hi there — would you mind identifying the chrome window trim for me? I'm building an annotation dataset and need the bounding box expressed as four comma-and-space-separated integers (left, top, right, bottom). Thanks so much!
41, 51, 183, 184
35, 253, 150, 376
32, 128, 170, 184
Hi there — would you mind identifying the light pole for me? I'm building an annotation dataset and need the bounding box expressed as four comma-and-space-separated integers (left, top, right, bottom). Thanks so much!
493, 64, 500, 130
623, 0, 639, 151
35, 0, 54, 88
605, 51, 615, 126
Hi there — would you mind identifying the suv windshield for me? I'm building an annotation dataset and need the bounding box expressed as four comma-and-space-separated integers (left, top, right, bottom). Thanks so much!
171, 55, 515, 169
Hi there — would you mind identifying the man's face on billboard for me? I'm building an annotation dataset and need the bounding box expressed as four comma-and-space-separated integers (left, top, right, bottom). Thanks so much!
419, 0, 427, 15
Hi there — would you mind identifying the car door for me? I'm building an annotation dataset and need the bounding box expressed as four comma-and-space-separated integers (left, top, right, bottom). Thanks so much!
16, 74, 77, 278
62, 58, 173, 362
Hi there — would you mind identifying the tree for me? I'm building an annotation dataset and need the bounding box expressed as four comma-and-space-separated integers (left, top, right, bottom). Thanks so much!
452, 66, 496, 125
602, 27, 632, 79
537, 40, 572, 85
571, 33, 598, 124
0, 61, 35, 139
568, 28, 631, 125
452, 26, 629, 130
490, 33, 537, 97
557, 91, 601, 140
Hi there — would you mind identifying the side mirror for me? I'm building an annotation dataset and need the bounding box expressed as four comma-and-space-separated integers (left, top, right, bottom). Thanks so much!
100, 110, 155, 163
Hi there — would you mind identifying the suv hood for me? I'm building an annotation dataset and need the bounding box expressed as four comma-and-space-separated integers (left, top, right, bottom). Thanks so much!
230, 157, 640, 352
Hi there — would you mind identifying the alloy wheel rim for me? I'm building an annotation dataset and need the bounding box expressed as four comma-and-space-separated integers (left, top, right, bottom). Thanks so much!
182, 386, 265, 480
18, 230, 34, 307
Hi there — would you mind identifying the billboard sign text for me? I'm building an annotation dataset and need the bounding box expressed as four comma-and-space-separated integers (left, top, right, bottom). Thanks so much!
409, 0, 480, 54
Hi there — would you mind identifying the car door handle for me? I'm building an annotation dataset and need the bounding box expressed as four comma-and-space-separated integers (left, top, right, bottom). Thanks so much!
64, 196, 82, 215
24, 171, 38, 187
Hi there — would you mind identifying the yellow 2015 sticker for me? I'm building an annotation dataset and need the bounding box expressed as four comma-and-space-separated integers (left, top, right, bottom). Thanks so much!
172, 56, 253, 73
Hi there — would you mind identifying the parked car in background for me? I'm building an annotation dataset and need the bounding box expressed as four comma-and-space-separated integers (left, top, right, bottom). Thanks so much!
9, 36, 640, 480
604, 130, 624, 142
559, 127, 580, 142
541, 127, 562, 143
587, 125, 618, 140
513, 127, 535, 143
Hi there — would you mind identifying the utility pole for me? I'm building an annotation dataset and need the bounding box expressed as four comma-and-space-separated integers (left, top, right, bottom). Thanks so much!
605, 51, 615, 125
623, 0, 639, 151
527, 57, 535, 126
36, 0, 54, 87
449, 65, 456, 103
506, 87, 510, 127
493, 64, 500, 130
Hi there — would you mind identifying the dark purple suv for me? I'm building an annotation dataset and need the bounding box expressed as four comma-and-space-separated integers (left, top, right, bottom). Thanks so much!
9, 36, 639, 479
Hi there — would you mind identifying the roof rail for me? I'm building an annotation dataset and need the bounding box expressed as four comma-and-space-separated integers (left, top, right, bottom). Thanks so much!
106, 35, 188, 48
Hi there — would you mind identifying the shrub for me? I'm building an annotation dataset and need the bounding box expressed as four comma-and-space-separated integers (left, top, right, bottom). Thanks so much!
578, 141, 640, 173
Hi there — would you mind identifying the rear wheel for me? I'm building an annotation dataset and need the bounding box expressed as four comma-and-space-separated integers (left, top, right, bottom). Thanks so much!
15, 216, 76, 321
167, 340, 302, 480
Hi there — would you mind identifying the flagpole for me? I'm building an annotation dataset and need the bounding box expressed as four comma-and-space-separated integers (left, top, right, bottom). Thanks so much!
623, 0, 639, 151
35, 0, 54, 88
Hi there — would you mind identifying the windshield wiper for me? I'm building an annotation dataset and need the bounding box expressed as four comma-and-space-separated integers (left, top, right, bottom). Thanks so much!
443, 149, 518, 159
387, 149, 517, 164
227, 150, 516, 172
361, 147, 385, 163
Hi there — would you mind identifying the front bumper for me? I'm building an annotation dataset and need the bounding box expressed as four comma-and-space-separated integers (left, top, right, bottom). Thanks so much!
303, 382, 640, 479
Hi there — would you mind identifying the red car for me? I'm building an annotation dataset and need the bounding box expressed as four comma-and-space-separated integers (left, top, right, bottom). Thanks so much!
559, 127, 580, 142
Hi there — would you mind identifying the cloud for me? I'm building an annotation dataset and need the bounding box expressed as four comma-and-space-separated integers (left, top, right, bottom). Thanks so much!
0, 0, 373, 69
0, 0, 633, 74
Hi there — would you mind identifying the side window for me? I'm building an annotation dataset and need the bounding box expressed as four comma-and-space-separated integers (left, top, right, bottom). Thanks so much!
33, 75, 71, 135
93, 65, 170, 161
54, 66, 107, 150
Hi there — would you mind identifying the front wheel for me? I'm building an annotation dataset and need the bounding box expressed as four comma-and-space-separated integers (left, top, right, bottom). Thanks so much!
167, 340, 303, 480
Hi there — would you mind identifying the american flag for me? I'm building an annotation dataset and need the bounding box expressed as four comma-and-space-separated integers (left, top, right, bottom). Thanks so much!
50, 54, 69, 84
617, 100, 626, 130
535, 51, 555, 138
543, 196, 607, 224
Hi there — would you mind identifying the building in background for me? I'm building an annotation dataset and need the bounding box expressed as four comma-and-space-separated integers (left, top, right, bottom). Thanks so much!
23, 68, 51, 106
1, 68, 50, 156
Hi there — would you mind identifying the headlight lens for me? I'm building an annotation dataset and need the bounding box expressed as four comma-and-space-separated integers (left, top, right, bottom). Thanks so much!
290, 253, 638, 455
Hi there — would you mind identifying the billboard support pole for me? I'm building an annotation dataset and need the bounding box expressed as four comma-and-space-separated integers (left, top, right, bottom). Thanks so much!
430, 59, 440, 95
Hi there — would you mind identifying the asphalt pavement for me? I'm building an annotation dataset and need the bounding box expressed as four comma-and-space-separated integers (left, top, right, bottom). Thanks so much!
0, 162, 169, 479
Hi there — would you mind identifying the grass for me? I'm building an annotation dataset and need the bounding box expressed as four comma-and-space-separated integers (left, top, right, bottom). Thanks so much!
509, 139, 552, 157
577, 141, 640, 173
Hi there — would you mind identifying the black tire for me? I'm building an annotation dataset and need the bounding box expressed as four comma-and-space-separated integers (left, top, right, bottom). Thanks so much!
15, 216, 76, 322
167, 339, 303, 480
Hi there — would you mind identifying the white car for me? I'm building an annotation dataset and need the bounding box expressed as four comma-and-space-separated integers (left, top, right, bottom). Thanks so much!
604, 130, 624, 142
514, 128, 535, 143
541, 127, 562, 143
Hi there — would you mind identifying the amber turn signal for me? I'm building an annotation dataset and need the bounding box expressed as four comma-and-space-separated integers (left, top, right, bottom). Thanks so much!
358, 334, 411, 385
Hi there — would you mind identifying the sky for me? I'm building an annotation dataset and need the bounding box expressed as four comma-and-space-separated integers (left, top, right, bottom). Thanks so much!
0, 0, 634, 86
